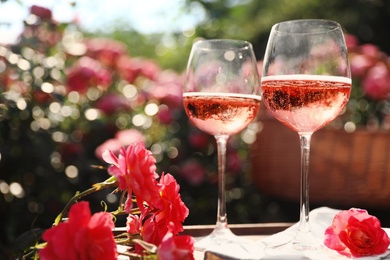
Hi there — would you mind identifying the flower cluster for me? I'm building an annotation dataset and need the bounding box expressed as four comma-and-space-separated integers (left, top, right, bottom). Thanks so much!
103, 143, 190, 246
333, 34, 390, 131
0, 2, 254, 191
36, 143, 194, 259
324, 208, 390, 258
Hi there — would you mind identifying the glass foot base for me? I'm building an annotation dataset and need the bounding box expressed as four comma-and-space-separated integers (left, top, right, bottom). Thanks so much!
263, 232, 322, 258
195, 227, 251, 251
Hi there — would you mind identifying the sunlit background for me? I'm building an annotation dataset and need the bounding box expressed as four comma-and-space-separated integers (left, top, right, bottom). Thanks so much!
1, 0, 390, 258
0, 0, 206, 43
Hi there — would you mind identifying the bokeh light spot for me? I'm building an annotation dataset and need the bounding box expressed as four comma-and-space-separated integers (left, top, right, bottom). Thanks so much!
0, 181, 10, 194
85, 108, 100, 121
132, 114, 145, 126
65, 165, 78, 179
9, 182, 25, 198
41, 82, 54, 93
122, 84, 137, 99
145, 102, 159, 116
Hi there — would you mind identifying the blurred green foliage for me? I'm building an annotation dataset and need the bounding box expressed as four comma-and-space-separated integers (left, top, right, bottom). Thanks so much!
101, 0, 390, 70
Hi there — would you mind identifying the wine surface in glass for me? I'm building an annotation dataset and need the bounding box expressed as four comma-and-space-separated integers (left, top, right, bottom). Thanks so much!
183, 92, 261, 136
261, 75, 351, 133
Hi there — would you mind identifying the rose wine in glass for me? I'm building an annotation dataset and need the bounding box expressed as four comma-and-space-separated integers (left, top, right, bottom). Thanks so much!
183, 39, 261, 251
261, 20, 351, 255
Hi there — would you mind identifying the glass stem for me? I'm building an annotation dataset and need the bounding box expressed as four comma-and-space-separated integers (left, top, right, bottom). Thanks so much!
297, 133, 312, 238
215, 134, 229, 230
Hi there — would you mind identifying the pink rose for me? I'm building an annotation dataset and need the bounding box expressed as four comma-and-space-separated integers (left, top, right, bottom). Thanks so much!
39, 201, 117, 260
66, 57, 112, 93
344, 34, 359, 49
156, 105, 174, 124
141, 173, 189, 245
179, 160, 206, 186
102, 143, 162, 212
350, 54, 376, 78
362, 61, 390, 100
115, 129, 144, 146
147, 71, 184, 108
95, 129, 145, 160
360, 44, 380, 58
324, 208, 390, 257
117, 56, 160, 83
117, 56, 139, 83
188, 132, 210, 149
95, 139, 121, 160
157, 173, 189, 234
126, 214, 141, 235
157, 223, 195, 260
85, 38, 126, 67
138, 58, 160, 81
30, 5, 52, 21
94, 93, 130, 115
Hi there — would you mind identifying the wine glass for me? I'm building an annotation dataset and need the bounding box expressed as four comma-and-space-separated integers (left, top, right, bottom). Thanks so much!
261, 19, 351, 254
183, 39, 261, 250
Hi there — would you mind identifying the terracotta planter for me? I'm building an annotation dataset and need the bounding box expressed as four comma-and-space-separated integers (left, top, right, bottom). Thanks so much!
250, 117, 390, 209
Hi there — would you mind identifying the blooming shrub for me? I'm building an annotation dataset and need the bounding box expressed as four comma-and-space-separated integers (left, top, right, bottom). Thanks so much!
324, 208, 390, 257
0, 4, 260, 252
334, 34, 390, 131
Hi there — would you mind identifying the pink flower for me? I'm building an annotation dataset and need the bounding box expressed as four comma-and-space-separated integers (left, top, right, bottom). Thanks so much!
344, 34, 359, 49
95, 139, 121, 160
39, 201, 117, 260
350, 54, 376, 78
156, 105, 174, 124
85, 38, 126, 68
362, 62, 390, 100
115, 129, 144, 146
141, 173, 189, 245
157, 223, 195, 260
158, 173, 189, 233
95, 129, 145, 160
179, 160, 206, 186
360, 44, 380, 58
30, 5, 52, 21
94, 93, 130, 115
66, 57, 112, 93
102, 143, 162, 212
324, 208, 390, 257
126, 214, 141, 235
147, 71, 184, 108
116, 56, 139, 83
189, 132, 210, 149
117, 56, 160, 83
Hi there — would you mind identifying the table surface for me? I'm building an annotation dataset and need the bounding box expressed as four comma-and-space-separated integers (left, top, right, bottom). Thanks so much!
184, 223, 390, 260
182, 222, 292, 237
183, 223, 292, 260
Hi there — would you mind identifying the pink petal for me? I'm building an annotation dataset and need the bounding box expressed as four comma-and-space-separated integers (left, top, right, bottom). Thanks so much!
324, 226, 346, 251
102, 149, 119, 165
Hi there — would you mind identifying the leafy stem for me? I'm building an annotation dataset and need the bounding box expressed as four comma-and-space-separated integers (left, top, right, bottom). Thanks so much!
54, 176, 118, 225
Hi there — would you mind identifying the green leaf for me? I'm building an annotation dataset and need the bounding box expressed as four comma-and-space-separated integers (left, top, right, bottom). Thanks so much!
11, 228, 45, 253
